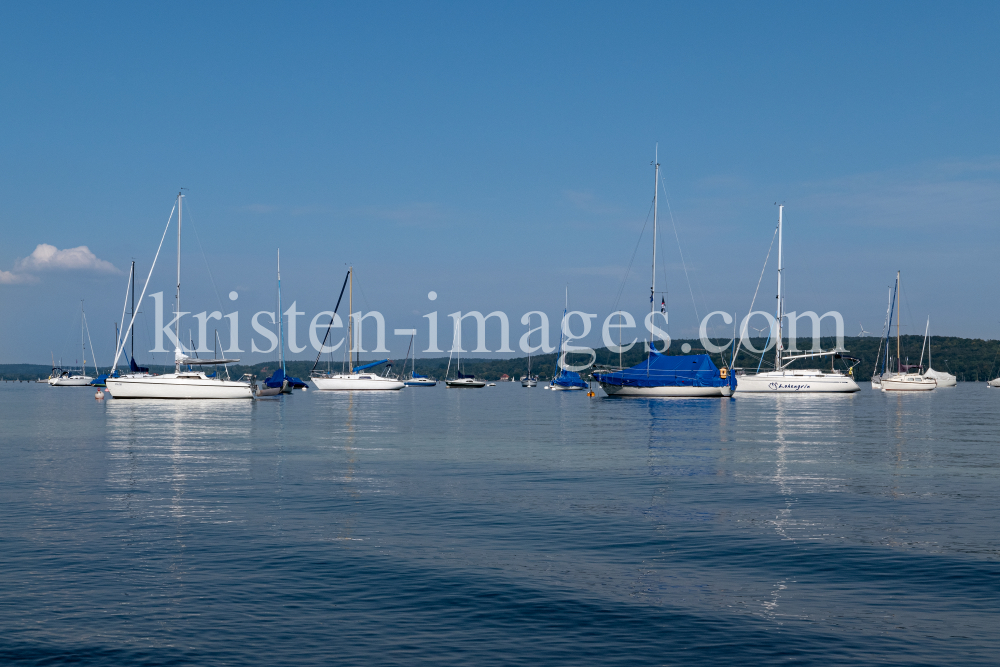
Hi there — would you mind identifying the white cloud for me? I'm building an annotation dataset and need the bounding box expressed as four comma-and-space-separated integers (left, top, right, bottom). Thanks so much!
0, 270, 37, 284
15, 244, 120, 274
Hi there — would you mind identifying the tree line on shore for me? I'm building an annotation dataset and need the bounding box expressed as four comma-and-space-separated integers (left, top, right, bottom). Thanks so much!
5, 336, 1000, 383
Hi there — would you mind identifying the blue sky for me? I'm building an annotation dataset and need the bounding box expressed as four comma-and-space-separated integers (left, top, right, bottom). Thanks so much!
2, 2, 999, 365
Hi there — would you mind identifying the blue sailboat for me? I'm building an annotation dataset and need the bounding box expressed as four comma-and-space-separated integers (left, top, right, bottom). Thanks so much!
401, 333, 437, 386
549, 289, 587, 391
593, 345, 735, 397
590, 149, 735, 398
264, 249, 307, 393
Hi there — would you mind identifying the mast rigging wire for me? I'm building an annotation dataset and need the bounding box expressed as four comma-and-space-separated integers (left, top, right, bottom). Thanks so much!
111, 204, 176, 370
734, 221, 780, 365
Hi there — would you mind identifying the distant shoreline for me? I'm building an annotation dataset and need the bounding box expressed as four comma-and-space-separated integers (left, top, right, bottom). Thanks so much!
5, 336, 999, 383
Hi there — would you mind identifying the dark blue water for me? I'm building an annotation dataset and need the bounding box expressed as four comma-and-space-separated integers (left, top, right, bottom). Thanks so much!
1, 382, 998, 665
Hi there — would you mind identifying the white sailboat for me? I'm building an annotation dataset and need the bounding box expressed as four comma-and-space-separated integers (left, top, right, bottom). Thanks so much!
923, 319, 956, 387
870, 284, 895, 390
106, 192, 254, 399
735, 206, 860, 393
49, 302, 96, 386
310, 267, 404, 391
444, 319, 485, 388
879, 272, 936, 392
520, 330, 537, 387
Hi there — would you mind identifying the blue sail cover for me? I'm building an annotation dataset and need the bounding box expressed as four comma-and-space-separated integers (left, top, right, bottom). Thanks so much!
551, 369, 587, 389
412, 372, 428, 378
593, 346, 735, 390
129, 358, 150, 374
264, 368, 309, 388
352, 359, 388, 373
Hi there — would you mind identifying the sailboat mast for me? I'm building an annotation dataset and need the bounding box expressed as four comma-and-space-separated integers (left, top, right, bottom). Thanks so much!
81, 300, 86, 376
896, 271, 902, 373
650, 147, 658, 319
349, 267, 353, 371
918, 316, 929, 372
175, 191, 183, 371
775, 205, 784, 370
556, 287, 567, 378
130, 260, 135, 364
278, 249, 286, 375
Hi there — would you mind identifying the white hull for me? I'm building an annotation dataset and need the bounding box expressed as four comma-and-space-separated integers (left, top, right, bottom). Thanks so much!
48, 375, 95, 386
989, 378, 1000, 388
446, 378, 486, 388
924, 368, 957, 387
599, 383, 728, 397
735, 371, 860, 393
404, 378, 437, 387
549, 384, 584, 391
107, 373, 253, 399
521, 378, 537, 387
312, 374, 404, 391
880, 374, 936, 392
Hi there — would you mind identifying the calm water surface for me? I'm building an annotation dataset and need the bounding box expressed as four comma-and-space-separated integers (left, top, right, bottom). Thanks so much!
1, 381, 998, 665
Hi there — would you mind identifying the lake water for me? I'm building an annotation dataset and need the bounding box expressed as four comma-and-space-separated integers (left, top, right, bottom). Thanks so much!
1, 381, 998, 665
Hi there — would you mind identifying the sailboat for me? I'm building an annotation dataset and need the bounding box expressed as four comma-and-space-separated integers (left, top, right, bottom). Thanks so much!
106, 192, 254, 399
401, 334, 437, 386
549, 289, 587, 391
923, 319, 956, 387
49, 302, 97, 386
92, 261, 152, 387
734, 206, 860, 393
262, 249, 307, 394
879, 271, 936, 392
521, 329, 537, 387
310, 267, 404, 391
592, 150, 736, 398
871, 282, 896, 390
444, 319, 485, 388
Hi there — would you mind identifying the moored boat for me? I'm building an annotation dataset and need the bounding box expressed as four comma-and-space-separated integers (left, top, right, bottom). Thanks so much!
591, 149, 736, 399
309, 268, 404, 391
879, 272, 936, 393
549, 289, 588, 391
49, 303, 97, 386
734, 206, 859, 394
105, 192, 253, 399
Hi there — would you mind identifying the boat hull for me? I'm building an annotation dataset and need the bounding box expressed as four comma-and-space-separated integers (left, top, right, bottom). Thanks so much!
48, 376, 95, 386
549, 384, 584, 391
312, 375, 404, 391
404, 379, 437, 387
880, 374, 936, 392
107, 375, 253, 399
599, 383, 728, 397
735, 372, 860, 393
446, 379, 486, 388
989, 378, 1000, 388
